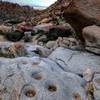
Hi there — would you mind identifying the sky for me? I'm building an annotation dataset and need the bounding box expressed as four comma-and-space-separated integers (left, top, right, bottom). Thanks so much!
2, 0, 57, 7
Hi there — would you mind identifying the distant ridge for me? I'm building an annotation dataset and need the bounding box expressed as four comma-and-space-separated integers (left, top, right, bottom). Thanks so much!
0, 1, 39, 23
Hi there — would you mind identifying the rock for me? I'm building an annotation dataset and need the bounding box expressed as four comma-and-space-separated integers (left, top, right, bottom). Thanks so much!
38, 18, 51, 24
93, 74, 100, 90
0, 57, 86, 100
16, 22, 33, 32
58, 37, 79, 49
61, 0, 100, 41
0, 35, 6, 41
83, 68, 94, 82
46, 37, 79, 50
24, 31, 32, 42
83, 25, 100, 55
37, 35, 47, 43
49, 47, 100, 75
32, 34, 40, 45
0, 25, 12, 33
23, 43, 52, 57
0, 42, 51, 57
35, 47, 52, 57
93, 74, 100, 100
46, 41, 58, 50
33, 23, 53, 32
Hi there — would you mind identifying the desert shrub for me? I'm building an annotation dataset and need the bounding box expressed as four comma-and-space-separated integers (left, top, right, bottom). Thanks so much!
0, 30, 4, 35
52, 17, 59, 25
36, 29, 46, 35
47, 27, 72, 41
47, 28, 64, 40
5, 30, 24, 42
31, 30, 36, 36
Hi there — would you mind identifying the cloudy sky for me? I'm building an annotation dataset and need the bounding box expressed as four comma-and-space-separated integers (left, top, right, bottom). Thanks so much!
2, 0, 57, 7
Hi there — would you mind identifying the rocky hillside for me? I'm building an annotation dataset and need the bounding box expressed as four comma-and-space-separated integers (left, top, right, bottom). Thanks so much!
32, 0, 100, 41
0, 1, 39, 23
32, 0, 68, 24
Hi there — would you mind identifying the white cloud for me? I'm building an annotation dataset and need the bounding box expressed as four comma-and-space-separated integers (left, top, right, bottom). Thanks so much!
2, 0, 57, 7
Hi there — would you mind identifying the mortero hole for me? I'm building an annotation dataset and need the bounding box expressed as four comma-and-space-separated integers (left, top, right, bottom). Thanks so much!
48, 85, 57, 92
25, 89, 36, 97
33, 75, 42, 80
32, 73, 42, 80
73, 92, 81, 100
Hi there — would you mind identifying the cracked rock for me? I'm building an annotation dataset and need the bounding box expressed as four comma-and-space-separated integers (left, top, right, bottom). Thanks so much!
49, 47, 100, 75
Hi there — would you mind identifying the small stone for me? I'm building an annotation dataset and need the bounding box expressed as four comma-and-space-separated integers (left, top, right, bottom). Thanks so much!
83, 68, 94, 82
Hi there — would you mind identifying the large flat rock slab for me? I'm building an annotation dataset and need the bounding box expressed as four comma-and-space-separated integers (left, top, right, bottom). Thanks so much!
0, 57, 86, 100
49, 47, 100, 75
83, 25, 100, 54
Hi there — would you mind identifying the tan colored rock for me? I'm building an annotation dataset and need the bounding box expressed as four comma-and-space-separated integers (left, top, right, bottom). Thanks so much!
83, 25, 100, 54
56, 37, 79, 49
16, 22, 33, 32
83, 68, 94, 82
38, 18, 51, 24
62, 0, 100, 41
36, 47, 52, 57
0, 25, 12, 33
0, 35, 6, 41
32, 35, 40, 45
46, 41, 58, 50
33, 23, 53, 32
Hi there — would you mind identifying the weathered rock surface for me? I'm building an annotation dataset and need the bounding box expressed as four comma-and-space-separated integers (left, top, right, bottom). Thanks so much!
93, 74, 100, 100
0, 57, 86, 100
49, 47, 100, 75
46, 37, 79, 51
0, 25, 12, 33
83, 25, 100, 55
0, 42, 51, 58
0, 42, 100, 99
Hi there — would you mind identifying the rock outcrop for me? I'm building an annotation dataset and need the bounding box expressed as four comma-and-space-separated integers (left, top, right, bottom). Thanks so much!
0, 1, 38, 22
0, 25, 12, 33
0, 42, 99, 99
0, 57, 87, 100
83, 25, 100, 55
60, 0, 100, 41
33, 0, 100, 41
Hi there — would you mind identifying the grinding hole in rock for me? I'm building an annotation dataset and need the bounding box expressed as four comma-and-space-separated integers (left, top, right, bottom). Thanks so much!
48, 84, 57, 92
25, 89, 36, 97
32, 72, 43, 80
72, 92, 81, 100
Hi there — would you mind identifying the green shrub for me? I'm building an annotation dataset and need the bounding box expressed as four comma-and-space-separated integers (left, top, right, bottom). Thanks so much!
0, 30, 4, 35
36, 29, 46, 35
5, 30, 24, 42
31, 30, 36, 36
52, 16, 65, 25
